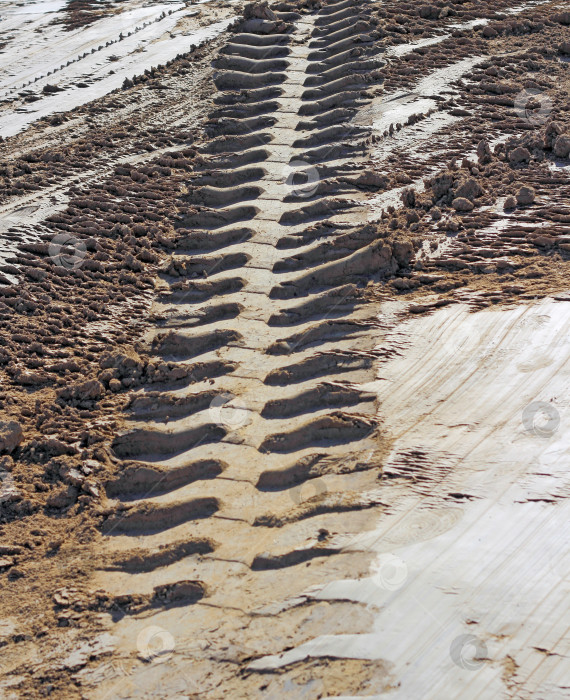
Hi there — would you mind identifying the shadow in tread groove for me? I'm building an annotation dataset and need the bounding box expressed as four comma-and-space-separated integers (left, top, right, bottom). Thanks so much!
102, 539, 216, 574
259, 412, 377, 453
112, 424, 226, 459
106, 459, 227, 499
157, 278, 246, 304
154, 302, 242, 330
264, 350, 374, 386
261, 383, 376, 419
266, 320, 369, 355
256, 450, 380, 491
101, 498, 220, 535
152, 328, 242, 360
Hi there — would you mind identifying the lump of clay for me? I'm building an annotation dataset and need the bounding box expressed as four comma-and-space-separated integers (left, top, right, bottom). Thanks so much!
393, 239, 414, 266
42, 84, 62, 94
243, 2, 277, 20
553, 135, 570, 159
452, 197, 474, 212
516, 186, 535, 206
477, 139, 492, 164
57, 379, 104, 404
401, 188, 416, 207
429, 171, 454, 201
418, 4, 439, 19
240, 2, 286, 33
544, 121, 563, 149
0, 421, 23, 454
455, 178, 482, 201
553, 11, 570, 25
509, 147, 531, 165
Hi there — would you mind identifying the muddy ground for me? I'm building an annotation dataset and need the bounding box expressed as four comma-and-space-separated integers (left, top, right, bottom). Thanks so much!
0, 0, 569, 697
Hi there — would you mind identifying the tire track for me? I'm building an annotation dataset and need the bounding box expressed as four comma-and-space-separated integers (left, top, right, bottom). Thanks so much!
91, 1, 413, 694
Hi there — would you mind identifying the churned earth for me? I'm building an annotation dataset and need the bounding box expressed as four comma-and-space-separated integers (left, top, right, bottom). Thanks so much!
0, 0, 569, 698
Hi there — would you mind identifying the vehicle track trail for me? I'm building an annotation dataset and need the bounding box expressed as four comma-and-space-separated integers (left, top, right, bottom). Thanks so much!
91, 2, 402, 696
2, 0, 570, 697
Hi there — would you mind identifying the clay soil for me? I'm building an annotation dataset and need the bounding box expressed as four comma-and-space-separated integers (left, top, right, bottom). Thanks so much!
0, 0, 569, 698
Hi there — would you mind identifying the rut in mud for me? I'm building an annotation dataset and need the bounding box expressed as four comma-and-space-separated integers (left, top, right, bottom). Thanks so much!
92, 6, 404, 694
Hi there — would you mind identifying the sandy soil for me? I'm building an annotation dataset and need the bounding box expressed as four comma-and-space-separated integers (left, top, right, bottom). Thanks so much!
0, 0, 569, 697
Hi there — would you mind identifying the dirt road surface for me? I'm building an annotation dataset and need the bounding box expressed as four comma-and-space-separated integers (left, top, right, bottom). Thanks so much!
0, 0, 569, 697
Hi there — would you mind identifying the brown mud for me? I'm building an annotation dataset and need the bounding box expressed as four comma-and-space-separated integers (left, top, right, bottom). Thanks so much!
0, 0, 569, 697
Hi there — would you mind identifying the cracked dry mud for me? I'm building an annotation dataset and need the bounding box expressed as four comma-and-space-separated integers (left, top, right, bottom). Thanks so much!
0, 0, 569, 698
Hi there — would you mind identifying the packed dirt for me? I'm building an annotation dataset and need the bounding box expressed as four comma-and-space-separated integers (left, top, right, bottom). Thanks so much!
0, 0, 569, 697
